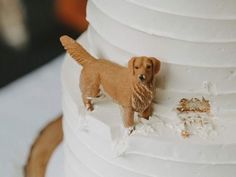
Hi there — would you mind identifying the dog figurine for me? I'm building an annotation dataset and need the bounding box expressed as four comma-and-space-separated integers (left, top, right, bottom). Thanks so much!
60, 35, 160, 131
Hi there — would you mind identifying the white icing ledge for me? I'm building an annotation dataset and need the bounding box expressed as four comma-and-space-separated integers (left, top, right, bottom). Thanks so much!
62, 83, 236, 164
63, 112, 236, 177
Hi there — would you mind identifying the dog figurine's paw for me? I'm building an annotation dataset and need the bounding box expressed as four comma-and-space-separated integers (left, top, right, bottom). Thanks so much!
138, 114, 150, 120
95, 93, 104, 98
127, 126, 136, 135
86, 103, 94, 111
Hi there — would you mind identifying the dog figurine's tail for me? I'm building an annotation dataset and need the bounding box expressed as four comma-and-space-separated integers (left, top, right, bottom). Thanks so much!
60, 35, 96, 66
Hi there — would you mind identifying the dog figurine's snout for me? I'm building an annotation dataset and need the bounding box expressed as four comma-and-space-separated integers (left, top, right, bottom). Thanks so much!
139, 74, 146, 81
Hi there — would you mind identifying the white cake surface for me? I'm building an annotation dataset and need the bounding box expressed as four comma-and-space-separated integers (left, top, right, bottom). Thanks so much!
62, 0, 236, 177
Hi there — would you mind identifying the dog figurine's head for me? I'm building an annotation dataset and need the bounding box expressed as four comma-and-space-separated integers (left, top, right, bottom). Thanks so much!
128, 56, 161, 85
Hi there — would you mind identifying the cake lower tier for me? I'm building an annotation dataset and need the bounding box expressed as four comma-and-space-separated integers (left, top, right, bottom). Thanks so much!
61, 32, 236, 177
62, 101, 236, 177
46, 142, 99, 177
62, 73, 236, 177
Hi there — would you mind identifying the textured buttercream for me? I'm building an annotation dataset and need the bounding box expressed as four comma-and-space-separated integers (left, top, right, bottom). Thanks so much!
62, 0, 236, 176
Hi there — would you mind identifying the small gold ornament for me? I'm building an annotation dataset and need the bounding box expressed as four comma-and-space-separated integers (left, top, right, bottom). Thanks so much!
181, 130, 190, 138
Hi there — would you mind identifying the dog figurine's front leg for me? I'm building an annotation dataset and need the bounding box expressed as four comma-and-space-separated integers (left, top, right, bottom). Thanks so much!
123, 107, 135, 134
139, 105, 153, 120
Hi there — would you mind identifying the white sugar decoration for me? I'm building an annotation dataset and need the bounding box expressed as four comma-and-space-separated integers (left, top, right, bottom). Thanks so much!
111, 114, 165, 157
111, 126, 129, 157
133, 115, 164, 136
77, 93, 107, 132
202, 81, 219, 114
77, 103, 89, 132
202, 81, 217, 96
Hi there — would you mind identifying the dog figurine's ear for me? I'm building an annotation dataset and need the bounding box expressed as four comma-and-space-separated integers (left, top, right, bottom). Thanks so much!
128, 57, 136, 75
151, 57, 161, 75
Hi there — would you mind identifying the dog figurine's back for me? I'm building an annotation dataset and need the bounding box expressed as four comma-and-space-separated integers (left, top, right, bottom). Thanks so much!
60, 35, 160, 130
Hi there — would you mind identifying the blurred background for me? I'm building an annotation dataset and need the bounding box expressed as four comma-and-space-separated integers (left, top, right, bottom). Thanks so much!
0, 0, 88, 87
0, 0, 88, 177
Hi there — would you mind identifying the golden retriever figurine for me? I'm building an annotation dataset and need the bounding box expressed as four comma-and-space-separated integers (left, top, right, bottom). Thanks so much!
60, 35, 160, 130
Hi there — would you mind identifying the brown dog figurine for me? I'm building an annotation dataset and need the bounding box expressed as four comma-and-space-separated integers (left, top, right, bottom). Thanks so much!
60, 35, 160, 130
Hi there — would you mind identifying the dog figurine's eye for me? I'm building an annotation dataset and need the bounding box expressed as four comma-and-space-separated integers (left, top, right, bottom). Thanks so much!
146, 65, 151, 69
135, 66, 139, 69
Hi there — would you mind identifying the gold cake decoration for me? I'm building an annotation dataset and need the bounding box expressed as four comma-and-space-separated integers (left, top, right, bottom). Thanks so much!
176, 97, 212, 138
181, 130, 190, 138
177, 97, 211, 113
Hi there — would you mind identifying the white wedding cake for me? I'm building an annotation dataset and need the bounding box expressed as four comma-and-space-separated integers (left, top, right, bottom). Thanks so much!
61, 0, 236, 176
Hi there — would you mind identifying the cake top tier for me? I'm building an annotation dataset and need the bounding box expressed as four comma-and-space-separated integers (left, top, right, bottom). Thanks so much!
87, 0, 236, 67
126, 0, 236, 19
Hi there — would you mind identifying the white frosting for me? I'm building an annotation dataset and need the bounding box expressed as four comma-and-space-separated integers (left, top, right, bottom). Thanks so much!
86, 26, 236, 112
128, 0, 236, 20
87, 0, 236, 67
89, 0, 236, 42
62, 0, 236, 176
